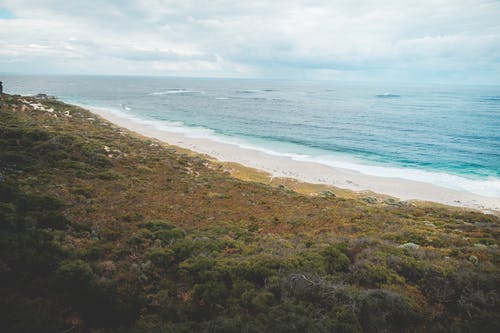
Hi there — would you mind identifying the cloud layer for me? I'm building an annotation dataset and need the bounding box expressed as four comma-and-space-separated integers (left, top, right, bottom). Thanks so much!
1, 0, 499, 83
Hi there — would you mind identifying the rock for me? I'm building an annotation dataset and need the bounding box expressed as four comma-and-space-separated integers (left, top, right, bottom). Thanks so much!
90, 229, 100, 241
398, 242, 420, 250
362, 196, 378, 204
320, 190, 336, 198
384, 198, 398, 205
0, 81, 3, 109
141, 260, 152, 271
33, 93, 56, 100
424, 221, 435, 227
468, 255, 479, 265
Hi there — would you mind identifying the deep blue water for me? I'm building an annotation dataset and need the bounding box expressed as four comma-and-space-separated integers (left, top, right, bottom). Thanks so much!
2, 74, 499, 197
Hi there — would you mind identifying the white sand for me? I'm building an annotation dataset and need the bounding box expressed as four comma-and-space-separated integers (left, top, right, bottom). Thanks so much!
88, 107, 500, 214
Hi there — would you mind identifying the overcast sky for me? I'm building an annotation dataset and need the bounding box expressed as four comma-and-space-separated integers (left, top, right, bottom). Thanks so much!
1, 0, 499, 83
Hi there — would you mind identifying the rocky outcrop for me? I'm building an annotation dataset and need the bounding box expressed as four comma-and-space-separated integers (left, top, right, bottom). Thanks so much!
33, 93, 56, 100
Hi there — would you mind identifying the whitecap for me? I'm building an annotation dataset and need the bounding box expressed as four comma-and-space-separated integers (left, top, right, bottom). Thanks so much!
119, 104, 132, 111
149, 89, 201, 95
235, 90, 258, 94
376, 93, 400, 98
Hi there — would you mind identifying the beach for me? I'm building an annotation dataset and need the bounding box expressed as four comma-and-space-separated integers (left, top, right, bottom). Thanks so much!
88, 106, 500, 214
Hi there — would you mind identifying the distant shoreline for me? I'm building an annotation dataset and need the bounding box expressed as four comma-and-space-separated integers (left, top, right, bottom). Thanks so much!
78, 104, 500, 214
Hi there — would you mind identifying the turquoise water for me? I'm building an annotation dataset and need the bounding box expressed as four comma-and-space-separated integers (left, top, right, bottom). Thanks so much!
2, 74, 499, 197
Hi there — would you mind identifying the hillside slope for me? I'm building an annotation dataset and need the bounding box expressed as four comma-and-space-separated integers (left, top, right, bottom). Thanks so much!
1, 94, 498, 332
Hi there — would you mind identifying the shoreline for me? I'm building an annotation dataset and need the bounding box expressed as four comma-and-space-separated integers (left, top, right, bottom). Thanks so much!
86, 105, 500, 214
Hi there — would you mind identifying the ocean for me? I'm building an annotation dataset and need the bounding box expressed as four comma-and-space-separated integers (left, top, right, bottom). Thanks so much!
2, 74, 499, 198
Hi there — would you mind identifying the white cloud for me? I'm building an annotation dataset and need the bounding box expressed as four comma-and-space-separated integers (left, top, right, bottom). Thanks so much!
0, 0, 499, 82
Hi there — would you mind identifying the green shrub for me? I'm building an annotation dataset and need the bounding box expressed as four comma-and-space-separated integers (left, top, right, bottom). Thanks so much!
153, 228, 184, 244
149, 248, 175, 268
1, 297, 66, 333
96, 170, 124, 180
251, 291, 276, 310
234, 255, 285, 286
322, 246, 350, 273
127, 228, 153, 246
80, 244, 105, 260
55, 259, 95, 290
38, 211, 69, 230
359, 289, 417, 332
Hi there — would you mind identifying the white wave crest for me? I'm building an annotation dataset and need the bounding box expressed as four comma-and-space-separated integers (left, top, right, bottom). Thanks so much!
149, 89, 201, 95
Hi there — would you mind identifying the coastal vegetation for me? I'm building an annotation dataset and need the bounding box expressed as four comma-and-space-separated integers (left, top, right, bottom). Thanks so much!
1, 94, 499, 332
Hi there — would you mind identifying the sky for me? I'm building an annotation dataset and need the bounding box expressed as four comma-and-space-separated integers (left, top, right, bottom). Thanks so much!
0, 0, 500, 83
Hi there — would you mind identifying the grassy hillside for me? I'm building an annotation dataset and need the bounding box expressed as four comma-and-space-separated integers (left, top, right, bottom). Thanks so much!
0, 93, 499, 333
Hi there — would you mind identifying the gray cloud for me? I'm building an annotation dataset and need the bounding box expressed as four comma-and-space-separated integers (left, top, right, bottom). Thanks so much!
1, 0, 499, 83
